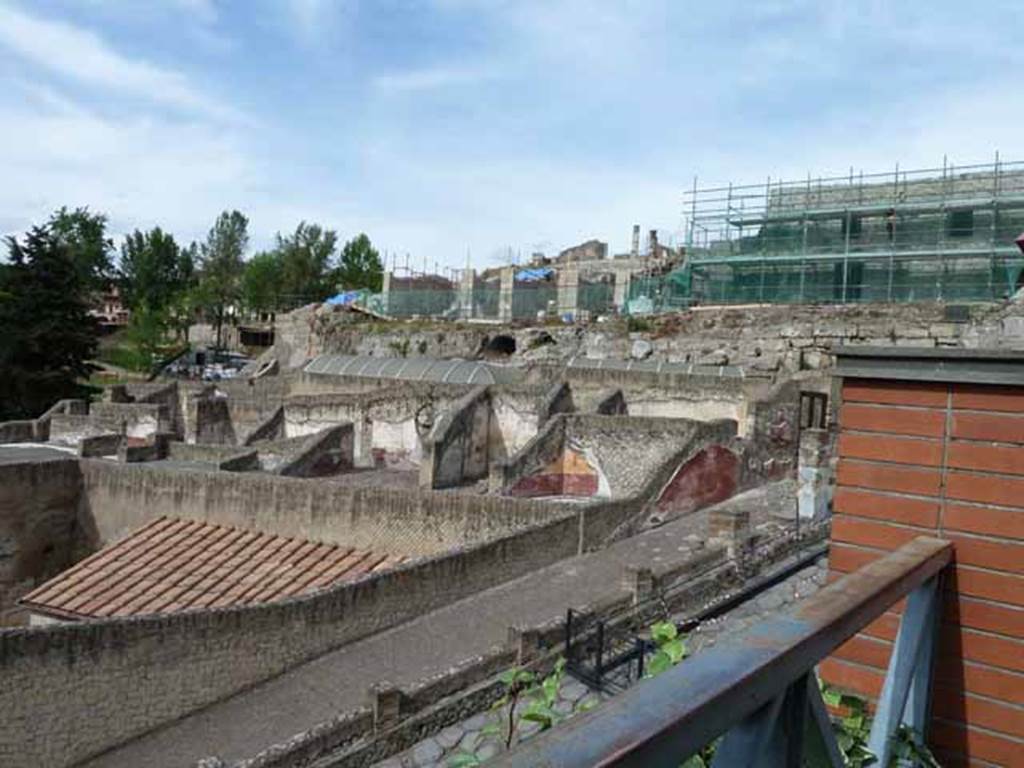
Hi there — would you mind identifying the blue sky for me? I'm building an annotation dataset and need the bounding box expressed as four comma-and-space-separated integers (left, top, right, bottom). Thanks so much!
1, 0, 1021, 270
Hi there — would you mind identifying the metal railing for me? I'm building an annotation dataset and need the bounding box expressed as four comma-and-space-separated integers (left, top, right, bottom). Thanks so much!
490, 536, 952, 768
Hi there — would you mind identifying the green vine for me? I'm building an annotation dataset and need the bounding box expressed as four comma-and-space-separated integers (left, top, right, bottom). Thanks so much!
447, 626, 942, 768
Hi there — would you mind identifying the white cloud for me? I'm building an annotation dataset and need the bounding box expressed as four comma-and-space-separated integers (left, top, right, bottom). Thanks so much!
0, 4, 236, 120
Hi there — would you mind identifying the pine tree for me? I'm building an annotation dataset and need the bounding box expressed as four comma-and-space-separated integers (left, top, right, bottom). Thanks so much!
0, 226, 99, 420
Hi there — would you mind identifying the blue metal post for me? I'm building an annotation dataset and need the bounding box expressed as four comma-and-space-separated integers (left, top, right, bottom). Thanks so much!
710, 673, 843, 768
866, 577, 939, 765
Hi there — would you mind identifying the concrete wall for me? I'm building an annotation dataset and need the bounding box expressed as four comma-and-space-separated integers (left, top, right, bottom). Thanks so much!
0, 512, 580, 768
0, 456, 83, 625
821, 377, 1024, 766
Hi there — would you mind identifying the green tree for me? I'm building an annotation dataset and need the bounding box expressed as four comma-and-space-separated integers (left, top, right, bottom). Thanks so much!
276, 221, 337, 307
0, 226, 99, 419
119, 227, 194, 313
242, 250, 284, 314
47, 206, 114, 292
122, 305, 169, 372
334, 233, 383, 292
197, 210, 248, 350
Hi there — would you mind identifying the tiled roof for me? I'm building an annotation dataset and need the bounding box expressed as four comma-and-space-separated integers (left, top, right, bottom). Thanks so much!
20, 517, 406, 621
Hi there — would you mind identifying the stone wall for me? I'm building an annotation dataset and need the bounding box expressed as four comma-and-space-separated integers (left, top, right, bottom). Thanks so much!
0, 513, 580, 768
273, 424, 354, 477
0, 455, 83, 625
420, 387, 492, 489
165, 442, 261, 471
77, 460, 570, 557
283, 386, 471, 468
272, 299, 1024, 382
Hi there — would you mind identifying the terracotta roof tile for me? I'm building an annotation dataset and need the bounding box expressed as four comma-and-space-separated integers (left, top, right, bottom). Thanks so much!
20, 517, 406, 621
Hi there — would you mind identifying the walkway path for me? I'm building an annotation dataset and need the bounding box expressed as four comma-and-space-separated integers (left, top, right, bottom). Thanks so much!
85, 483, 795, 768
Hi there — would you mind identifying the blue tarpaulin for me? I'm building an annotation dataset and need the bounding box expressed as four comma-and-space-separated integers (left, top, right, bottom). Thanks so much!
515, 267, 554, 282
325, 290, 364, 306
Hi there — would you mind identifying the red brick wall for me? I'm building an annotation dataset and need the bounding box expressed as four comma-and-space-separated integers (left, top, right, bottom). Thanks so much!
820, 377, 1024, 767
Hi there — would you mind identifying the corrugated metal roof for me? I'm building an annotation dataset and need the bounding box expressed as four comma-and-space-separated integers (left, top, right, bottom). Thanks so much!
304, 354, 524, 385
20, 517, 406, 620
566, 356, 746, 379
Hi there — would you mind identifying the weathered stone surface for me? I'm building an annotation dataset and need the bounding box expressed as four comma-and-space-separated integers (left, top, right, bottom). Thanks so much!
411, 738, 443, 766
630, 339, 653, 360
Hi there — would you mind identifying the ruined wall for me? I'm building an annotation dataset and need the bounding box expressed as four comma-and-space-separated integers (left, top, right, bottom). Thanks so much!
420, 387, 491, 489
0, 455, 82, 625
273, 424, 354, 477
494, 414, 742, 504
488, 386, 545, 463
77, 460, 568, 557
0, 513, 580, 768
89, 402, 165, 437
279, 299, 1024, 382
0, 505, 581, 768
284, 386, 470, 468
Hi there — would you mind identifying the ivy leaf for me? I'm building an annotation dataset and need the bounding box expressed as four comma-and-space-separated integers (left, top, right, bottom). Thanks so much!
647, 650, 673, 677
820, 687, 842, 708
514, 670, 536, 686
542, 674, 561, 706
521, 702, 560, 729
651, 622, 678, 645
662, 638, 688, 664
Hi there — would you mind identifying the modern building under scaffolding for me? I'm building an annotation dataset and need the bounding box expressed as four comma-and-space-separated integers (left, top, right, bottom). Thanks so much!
631, 157, 1024, 311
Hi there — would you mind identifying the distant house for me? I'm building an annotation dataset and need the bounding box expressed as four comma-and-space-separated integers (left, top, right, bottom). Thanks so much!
89, 285, 130, 333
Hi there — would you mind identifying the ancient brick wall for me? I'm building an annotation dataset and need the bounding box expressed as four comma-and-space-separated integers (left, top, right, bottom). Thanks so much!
0, 512, 581, 768
820, 377, 1024, 766
0, 456, 83, 625
78, 460, 568, 557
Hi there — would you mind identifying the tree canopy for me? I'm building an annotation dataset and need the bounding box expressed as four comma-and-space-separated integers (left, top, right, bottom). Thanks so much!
334, 233, 383, 292
47, 206, 115, 292
119, 227, 194, 313
0, 226, 98, 419
197, 210, 249, 349
242, 250, 283, 314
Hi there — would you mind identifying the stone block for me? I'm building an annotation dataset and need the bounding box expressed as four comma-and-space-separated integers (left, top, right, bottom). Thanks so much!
622, 566, 654, 605
369, 683, 404, 731
707, 507, 750, 543
630, 339, 653, 360
697, 350, 729, 366
1003, 316, 1024, 340
928, 323, 959, 339
507, 626, 542, 664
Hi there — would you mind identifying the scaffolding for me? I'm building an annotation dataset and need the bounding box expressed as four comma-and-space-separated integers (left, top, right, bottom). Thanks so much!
629, 157, 1024, 311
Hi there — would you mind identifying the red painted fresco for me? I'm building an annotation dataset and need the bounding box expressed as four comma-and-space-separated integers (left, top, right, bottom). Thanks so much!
655, 445, 739, 515
509, 448, 600, 498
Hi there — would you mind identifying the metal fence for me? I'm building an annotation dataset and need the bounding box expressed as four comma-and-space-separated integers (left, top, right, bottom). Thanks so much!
491, 537, 953, 768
